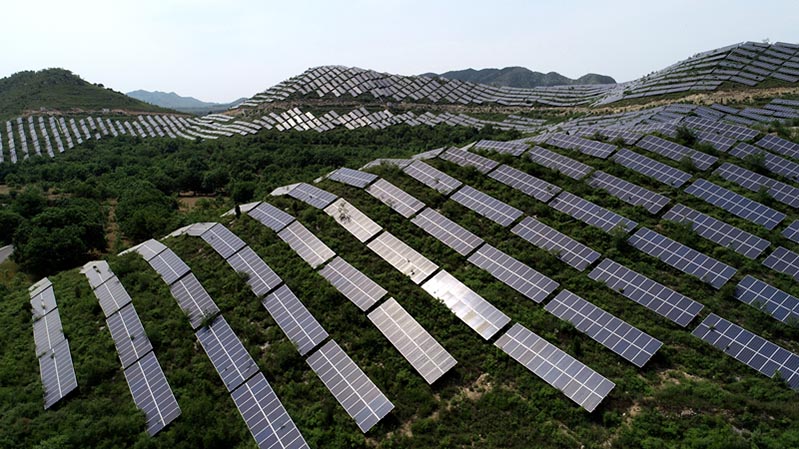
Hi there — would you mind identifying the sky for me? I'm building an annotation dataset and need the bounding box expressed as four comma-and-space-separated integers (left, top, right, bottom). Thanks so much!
2, 0, 798, 103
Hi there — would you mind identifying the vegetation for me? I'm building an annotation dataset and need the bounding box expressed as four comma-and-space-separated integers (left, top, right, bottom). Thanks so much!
422, 67, 616, 87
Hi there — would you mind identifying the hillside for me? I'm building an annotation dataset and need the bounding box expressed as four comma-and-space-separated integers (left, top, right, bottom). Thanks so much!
0, 68, 172, 120
127, 90, 246, 115
421, 67, 616, 87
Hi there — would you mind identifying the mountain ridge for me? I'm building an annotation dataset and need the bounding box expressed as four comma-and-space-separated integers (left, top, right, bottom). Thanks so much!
127, 90, 246, 114
421, 66, 617, 88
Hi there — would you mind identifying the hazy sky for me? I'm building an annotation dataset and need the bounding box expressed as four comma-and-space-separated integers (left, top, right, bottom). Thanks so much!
3, 0, 797, 103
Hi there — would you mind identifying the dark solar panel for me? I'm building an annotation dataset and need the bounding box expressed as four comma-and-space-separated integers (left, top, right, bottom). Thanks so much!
365, 178, 425, 218
226, 247, 282, 297
411, 207, 484, 256
714, 162, 799, 209
494, 323, 615, 412
247, 202, 295, 232
756, 134, 799, 159
685, 179, 785, 230
306, 340, 394, 432
588, 171, 670, 214
488, 164, 561, 203
195, 316, 259, 392
526, 145, 593, 180
729, 143, 799, 183
473, 139, 528, 156
467, 243, 558, 303
588, 258, 704, 327
147, 248, 191, 285
123, 351, 182, 435
511, 216, 601, 271
546, 133, 617, 159
318, 256, 387, 311
549, 191, 637, 233
403, 160, 462, 194
107, 303, 153, 369
628, 227, 736, 289
262, 284, 329, 356
637, 135, 718, 170
199, 223, 247, 260
169, 273, 221, 329
784, 220, 799, 243
93, 277, 133, 318
763, 246, 799, 281
611, 149, 692, 187
277, 221, 336, 269
39, 339, 78, 409
450, 185, 523, 227
544, 290, 662, 367
735, 275, 799, 324
439, 147, 499, 173
327, 167, 378, 188
692, 314, 799, 390
662, 204, 770, 259
286, 183, 338, 209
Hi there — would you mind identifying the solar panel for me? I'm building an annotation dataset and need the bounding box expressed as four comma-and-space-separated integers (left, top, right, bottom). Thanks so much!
80, 260, 114, 289
107, 303, 153, 369
411, 207, 484, 256
195, 316, 260, 391
550, 191, 637, 233
494, 323, 615, 412
588, 258, 704, 327
226, 246, 282, 297
588, 171, 670, 214
30, 285, 57, 319
366, 232, 438, 284
525, 145, 593, 180
147, 249, 191, 285
318, 256, 387, 311
473, 139, 528, 156
230, 372, 310, 449
365, 178, 425, 218
324, 198, 382, 243
756, 134, 799, 159
684, 179, 785, 230
367, 297, 457, 384
544, 290, 662, 367
546, 133, 617, 159
247, 202, 295, 232
92, 276, 133, 318
628, 227, 736, 289
402, 160, 463, 194
262, 284, 329, 356
123, 351, 182, 435
784, 220, 799, 243
488, 164, 561, 203
197, 223, 247, 259
692, 314, 799, 390
438, 147, 499, 173
168, 273, 221, 329
763, 247, 799, 281
285, 183, 338, 209
713, 162, 799, 209
637, 135, 718, 170
467, 243, 558, 303
33, 310, 65, 356
421, 270, 511, 340
133, 239, 168, 261
682, 116, 759, 140
735, 275, 799, 324
39, 339, 78, 409
729, 142, 799, 183
327, 167, 378, 188
697, 131, 737, 152
29, 277, 53, 298
511, 216, 600, 271
306, 340, 394, 432
277, 221, 336, 269
611, 149, 692, 187
450, 185, 523, 227
663, 204, 770, 259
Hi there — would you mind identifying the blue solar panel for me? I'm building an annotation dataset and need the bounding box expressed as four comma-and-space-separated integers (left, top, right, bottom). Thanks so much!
612, 149, 692, 187
763, 246, 799, 281
511, 216, 601, 271
549, 191, 637, 233
735, 275, 799, 324
685, 179, 786, 230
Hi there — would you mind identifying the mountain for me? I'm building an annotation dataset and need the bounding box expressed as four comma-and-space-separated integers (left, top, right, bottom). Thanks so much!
0, 68, 171, 120
421, 66, 616, 88
127, 90, 246, 114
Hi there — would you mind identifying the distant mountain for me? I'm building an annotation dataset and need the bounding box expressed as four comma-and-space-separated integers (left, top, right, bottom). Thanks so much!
127, 90, 245, 115
0, 68, 171, 120
421, 67, 616, 88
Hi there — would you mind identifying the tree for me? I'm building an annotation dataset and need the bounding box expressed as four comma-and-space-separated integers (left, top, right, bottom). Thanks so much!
116, 180, 178, 240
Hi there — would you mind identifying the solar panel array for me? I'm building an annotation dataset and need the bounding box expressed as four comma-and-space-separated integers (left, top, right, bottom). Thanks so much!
277, 221, 336, 269
588, 171, 670, 214
526, 145, 593, 180
403, 160, 463, 194
318, 256, 387, 311
713, 162, 799, 209
730, 142, 799, 184
169, 274, 221, 329
763, 246, 799, 281
637, 135, 718, 170
784, 220, 799, 244
368, 298, 458, 384
123, 352, 183, 436
247, 202, 296, 232
612, 149, 693, 187
439, 147, 499, 173
196, 223, 247, 259
365, 178, 426, 218
735, 275, 799, 324
29, 280, 78, 409
682, 116, 759, 141
628, 227, 737, 289
588, 258, 704, 327
367, 231, 439, 284
262, 285, 330, 356
284, 183, 339, 209
662, 204, 770, 259
411, 207, 484, 256
550, 191, 638, 233
323, 198, 382, 243
546, 133, 617, 159
196, 316, 261, 391
756, 134, 799, 159
473, 139, 529, 156
494, 323, 615, 412
306, 340, 395, 432
327, 167, 378, 188
544, 290, 662, 367
685, 179, 786, 230
227, 247, 282, 297
488, 164, 562, 203
467, 244, 559, 303
450, 185, 523, 227
511, 217, 601, 271
692, 314, 799, 390
93, 277, 133, 317
107, 304, 154, 369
